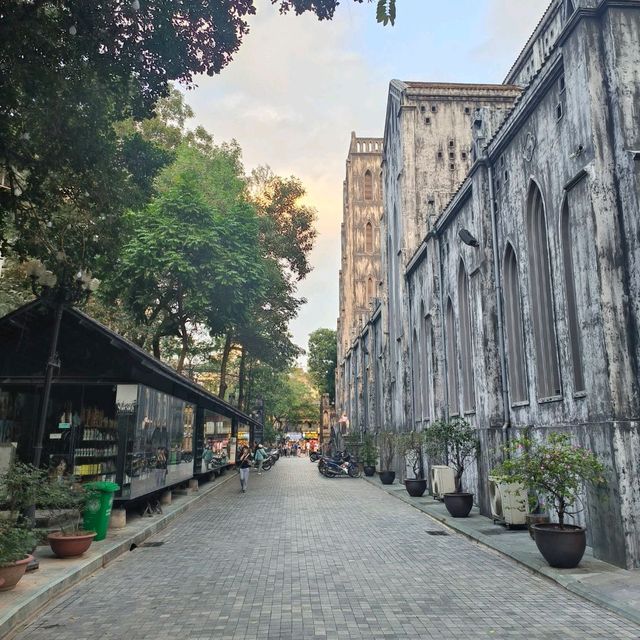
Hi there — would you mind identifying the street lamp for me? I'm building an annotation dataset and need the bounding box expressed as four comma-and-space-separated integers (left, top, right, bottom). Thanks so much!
24, 258, 100, 469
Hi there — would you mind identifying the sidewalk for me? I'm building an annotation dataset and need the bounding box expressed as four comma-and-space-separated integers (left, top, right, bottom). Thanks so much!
0, 471, 237, 639
364, 475, 640, 627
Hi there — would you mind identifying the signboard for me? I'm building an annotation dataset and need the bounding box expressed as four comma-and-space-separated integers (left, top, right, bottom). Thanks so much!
285, 432, 303, 441
303, 432, 318, 439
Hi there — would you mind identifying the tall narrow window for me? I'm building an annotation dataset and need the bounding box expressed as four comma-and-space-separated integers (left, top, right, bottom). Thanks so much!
503, 244, 528, 402
561, 199, 585, 392
458, 261, 475, 412
367, 277, 374, 301
365, 222, 373, 253
364, 170, 373, 200
423, 313, 433, 419
527, 182, 561, 398
446, 297, 459, 415
412, 329, 423, 424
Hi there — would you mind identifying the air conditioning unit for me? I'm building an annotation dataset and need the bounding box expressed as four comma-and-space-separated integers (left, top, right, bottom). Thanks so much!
488, 476, 528, 526
430, 465, 455, 500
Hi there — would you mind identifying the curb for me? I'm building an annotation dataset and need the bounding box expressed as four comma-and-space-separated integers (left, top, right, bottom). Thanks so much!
362, 475, 640, 629
2, 472, 237, 639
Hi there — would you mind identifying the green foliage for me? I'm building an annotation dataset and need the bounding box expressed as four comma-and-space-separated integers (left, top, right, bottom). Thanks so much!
0, 523, 36, 567
307, 328, 337, 401
397, 430, 425, 480
378, 431, 397, 471
423, 418, 478, 492
375, 0, 397, 25
361, 433, 378, 466
493, 432, 605, 527
0, 254, 33, 317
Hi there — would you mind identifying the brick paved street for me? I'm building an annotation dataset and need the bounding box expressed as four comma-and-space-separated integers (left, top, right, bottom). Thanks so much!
14, 458, 640, 640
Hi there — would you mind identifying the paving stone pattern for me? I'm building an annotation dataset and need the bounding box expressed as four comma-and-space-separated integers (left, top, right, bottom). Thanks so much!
14, 458, 640, 640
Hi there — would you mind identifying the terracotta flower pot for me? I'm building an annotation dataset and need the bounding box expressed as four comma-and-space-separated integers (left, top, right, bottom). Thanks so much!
404, 479, 427, 497
532, 523, 586, 568
0, 555, 33, 591
48, 531, 97, 559
443, 492, 474, 517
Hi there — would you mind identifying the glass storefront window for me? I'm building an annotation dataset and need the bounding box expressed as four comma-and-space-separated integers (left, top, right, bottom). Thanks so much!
116, 385, 195, 499
201, 410, 231, 473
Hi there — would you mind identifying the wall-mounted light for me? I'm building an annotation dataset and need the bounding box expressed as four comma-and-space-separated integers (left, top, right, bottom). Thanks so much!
458, 228, 479, 247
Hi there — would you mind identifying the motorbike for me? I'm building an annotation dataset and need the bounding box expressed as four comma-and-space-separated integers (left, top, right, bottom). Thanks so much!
261, 451, 279, 471
317, 451, 353, 475
321, 456, 361, 478
309, 450, 322, 462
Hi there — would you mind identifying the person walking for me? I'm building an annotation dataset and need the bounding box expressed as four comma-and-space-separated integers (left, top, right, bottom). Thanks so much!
237, 446, 252, 493
254, 444, 267, 474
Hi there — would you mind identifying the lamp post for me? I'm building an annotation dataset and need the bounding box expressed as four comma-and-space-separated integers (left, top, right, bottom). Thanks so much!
24, 259, 100, 468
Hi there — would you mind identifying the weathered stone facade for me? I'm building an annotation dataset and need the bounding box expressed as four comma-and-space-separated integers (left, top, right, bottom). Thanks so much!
336, 133, 383, 428
336, 0, 640, 569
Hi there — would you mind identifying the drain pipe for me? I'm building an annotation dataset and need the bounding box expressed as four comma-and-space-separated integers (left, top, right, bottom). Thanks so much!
487, 160, 511, 442
434, 228, 450, 421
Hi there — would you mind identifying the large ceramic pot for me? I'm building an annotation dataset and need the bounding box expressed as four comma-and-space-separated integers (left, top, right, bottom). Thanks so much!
379, 471, 396, 485
532, 523, 586, 568
48, 531, 97, 559
0, 555, 33, 591
443, 492, 474, 517
363, 465, 376, 477
404, 479, 427, 497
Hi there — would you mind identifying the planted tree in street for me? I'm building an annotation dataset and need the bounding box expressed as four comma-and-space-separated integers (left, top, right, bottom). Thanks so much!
307, 328, 338, 401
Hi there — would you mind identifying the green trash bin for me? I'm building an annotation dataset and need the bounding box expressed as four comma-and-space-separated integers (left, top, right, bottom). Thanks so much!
83, 481, 120, 541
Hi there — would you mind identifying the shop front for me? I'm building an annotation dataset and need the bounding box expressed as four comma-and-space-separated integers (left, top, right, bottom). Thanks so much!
0, 302, 262, 501
303, 431, 319, 453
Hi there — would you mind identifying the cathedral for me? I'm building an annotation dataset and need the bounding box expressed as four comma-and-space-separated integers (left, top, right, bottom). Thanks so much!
336, 0, 640, 569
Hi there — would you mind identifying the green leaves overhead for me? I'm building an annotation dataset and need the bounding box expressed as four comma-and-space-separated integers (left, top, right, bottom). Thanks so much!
375, 0, 396, 25
307, 328, 337, 401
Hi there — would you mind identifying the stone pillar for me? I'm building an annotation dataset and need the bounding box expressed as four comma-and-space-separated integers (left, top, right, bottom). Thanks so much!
188, 478, 199, 493
160, 490, 172, 505
109, 508, 126, 530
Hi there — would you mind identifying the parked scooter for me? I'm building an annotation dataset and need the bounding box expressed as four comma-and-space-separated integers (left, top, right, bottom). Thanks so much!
261, 451, 279, 471
321, 455, 361, 478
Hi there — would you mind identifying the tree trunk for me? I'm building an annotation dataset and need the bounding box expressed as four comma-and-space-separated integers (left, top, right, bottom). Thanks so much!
152, 333, 161, 360
244, 356, 254, 412
176, 318, 189, 374
218, 332, 234, 399
237, 345, 247, 410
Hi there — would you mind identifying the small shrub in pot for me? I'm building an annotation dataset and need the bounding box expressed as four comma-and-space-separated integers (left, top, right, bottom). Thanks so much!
361, 434, 378, 477
398, 431, 427, 497
378, 431, 397, 484
494, 432, 604, 568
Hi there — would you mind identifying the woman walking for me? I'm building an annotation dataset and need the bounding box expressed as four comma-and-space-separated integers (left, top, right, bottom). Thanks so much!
237, 446, 252, 493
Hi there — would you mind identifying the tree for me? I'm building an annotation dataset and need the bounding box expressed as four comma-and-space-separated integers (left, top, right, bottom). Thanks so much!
307, 328, 337, 401
112, 144, 265, 372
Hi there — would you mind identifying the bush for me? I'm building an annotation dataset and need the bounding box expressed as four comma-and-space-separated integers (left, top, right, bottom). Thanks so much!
378, 431, 397, 471
360, 433, 378, 467
397, 431, 425, 480
493, 432, 604, 527
423, 418, 478, 492
0, 523, 36, 566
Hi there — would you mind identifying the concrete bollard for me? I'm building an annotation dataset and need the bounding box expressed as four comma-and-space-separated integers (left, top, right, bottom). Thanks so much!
188, 478, 199, 493
109, 508, 126, 530
160, 490, 172, 505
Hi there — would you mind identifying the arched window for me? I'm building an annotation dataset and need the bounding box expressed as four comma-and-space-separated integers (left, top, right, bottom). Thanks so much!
365, 222, 373, 253
503, 244, 528, 402
367, 276, 374, 301
561, 198, 585, 392
527, 182, 561, 398
412, 329, 423, 424
458, 261, 475, 411
423, 312, 433, 420
364, 170, 373, 200
446, 297, 459, 415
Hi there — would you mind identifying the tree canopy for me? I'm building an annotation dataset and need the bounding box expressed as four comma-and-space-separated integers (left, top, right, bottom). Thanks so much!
307, 328, 337, 401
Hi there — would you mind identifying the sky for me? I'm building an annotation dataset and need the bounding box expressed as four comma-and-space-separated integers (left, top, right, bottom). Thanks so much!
184, 0, 550, 358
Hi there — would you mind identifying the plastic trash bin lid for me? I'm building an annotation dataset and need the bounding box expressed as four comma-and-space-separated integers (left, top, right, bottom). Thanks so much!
83, 481, 120, 492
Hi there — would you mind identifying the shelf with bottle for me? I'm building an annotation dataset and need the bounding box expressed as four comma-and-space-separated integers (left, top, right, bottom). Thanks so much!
75, 444, 118, 458
75, 459, 117, 476
81, 426, 118, 442
80, 407, 118, 431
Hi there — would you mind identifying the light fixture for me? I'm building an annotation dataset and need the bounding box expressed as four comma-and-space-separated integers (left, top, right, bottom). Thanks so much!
458, 228, 479, 247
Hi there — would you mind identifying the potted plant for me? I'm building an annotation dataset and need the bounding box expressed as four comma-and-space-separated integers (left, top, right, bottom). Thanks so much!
424, 418, 478, 517
525, 493, 549, 539
361, 433, 378, 477
0, 461, 44, 590
0, 524, 36, 591
44, 480, 96, 559
494, 432, 604, 568
378, 431, 397, 485
398, 431, 427, 497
